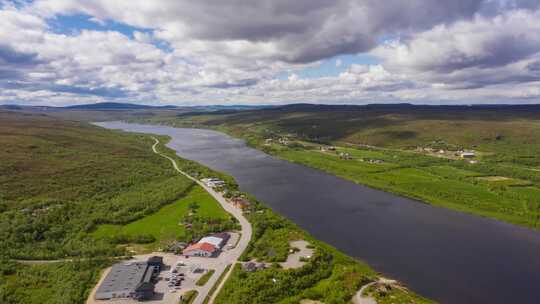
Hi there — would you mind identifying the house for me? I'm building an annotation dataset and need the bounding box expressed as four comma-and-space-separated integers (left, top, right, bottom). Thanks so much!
182, 242, 218, 257
461, 151, 476, 158
201, 178, 226, 188
231, 197, 251, 210
182, 232, 230, 257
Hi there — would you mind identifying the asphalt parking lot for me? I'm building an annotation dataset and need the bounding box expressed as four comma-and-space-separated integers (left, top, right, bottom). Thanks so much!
87, 232, 241, 304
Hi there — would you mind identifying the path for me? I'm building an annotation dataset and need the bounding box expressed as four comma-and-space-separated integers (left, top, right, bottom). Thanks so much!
353, 278, 398, 304
151, 137, 252, 304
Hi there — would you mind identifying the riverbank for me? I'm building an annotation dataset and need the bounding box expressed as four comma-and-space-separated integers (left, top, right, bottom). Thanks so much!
129, 110, 540, 230
98, 121, 540, 304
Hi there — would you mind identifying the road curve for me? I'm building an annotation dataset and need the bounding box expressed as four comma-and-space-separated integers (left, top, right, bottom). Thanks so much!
151, 137, 252, 304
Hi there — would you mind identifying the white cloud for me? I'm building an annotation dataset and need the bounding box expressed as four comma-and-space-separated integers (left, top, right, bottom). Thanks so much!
0, 1, 540, 105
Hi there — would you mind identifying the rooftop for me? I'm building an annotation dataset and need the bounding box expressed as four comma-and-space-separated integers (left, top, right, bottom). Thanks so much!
95, 260, 155, 300
183, 242, 217, 253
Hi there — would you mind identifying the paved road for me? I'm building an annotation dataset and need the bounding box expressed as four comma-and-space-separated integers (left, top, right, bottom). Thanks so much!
151, 137, 252, 304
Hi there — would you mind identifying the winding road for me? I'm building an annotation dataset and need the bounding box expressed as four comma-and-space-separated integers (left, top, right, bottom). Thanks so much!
151, 137, 252, 304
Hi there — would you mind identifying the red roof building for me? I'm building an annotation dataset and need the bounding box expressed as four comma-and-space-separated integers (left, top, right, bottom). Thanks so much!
182, 242, 218, 257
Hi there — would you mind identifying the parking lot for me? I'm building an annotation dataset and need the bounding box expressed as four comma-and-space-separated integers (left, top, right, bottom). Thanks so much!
87, 232, 241, 304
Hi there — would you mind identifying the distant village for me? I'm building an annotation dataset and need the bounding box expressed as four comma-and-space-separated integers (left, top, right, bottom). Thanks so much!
265, 135, 479, 165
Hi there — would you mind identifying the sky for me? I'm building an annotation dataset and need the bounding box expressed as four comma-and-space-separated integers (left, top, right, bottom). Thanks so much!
1, 0, 540, 106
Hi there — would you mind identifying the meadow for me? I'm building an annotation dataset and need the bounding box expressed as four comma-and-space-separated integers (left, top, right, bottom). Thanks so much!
92, 185, 232, 252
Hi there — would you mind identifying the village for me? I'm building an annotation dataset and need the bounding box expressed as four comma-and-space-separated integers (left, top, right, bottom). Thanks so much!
267, 135, 480, 165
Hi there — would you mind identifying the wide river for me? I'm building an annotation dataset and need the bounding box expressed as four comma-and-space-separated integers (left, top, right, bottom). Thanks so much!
97, 122, 540, 304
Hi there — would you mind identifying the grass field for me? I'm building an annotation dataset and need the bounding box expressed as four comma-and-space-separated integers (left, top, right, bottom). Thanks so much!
92, 186, 231, 251
130, 104, 540, 229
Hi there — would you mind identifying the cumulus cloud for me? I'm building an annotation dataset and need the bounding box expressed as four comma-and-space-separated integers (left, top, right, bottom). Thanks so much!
30, 0, 489, 63
371, 9, 540, 92
0, 0, 540, 105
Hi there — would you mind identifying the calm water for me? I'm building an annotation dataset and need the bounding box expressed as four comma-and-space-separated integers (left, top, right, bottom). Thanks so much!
97, 122, 540, 304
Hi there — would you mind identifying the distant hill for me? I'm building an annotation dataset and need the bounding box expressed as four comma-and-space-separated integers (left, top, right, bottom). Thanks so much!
272, 103, 540, 112
64, 102, 179, 110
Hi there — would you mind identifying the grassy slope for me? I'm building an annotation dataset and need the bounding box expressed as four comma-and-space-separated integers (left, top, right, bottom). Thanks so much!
92, 185, 230, 251
0, 111, 198, 259
132, 106, 540, 229
0, 111, 226, 304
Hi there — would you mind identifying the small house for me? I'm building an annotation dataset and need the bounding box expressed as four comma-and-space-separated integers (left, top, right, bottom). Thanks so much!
461, 152, 476, 158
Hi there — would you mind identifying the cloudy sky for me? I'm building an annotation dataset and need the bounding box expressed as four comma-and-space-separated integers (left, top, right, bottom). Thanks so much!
2, 0, 540, 106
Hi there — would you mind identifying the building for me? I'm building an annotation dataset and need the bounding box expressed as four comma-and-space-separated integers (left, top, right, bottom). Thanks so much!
182, 242, 218, 257
461, 151, 476, 158
201, 178, 226, 188
231, 197, 251, 210
210, 232, 230, 247
95, 257, 163, 301
182, 232, 230, 257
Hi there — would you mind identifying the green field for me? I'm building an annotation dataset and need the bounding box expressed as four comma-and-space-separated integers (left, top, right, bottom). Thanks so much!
132, 105, 540, 229
92, 185, 231, 251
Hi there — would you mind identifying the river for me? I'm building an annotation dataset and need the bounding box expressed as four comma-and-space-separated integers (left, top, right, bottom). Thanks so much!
96, 122, 540, 304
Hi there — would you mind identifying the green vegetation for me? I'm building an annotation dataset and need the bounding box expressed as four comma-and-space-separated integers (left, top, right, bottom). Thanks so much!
0, 110, 433, 304
0, 112, 234, 304
366, 284, 433, 304
0, 112, 195, 259
92, 186, 233, 251
0, 259, 110, 304
203, 264, 232, 304
134, 105, 540, 229
180, 290, 198, 304
215, 195, 384, 304
196, 269, 216, 286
